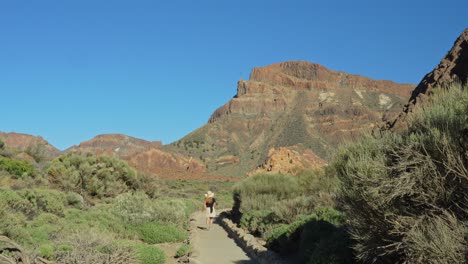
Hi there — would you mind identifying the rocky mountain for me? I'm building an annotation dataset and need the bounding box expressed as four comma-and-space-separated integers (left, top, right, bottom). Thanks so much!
165, 61, 414, 176
67, 134, 206, 179
0, 132, 61, 162
388, 28, 468, 129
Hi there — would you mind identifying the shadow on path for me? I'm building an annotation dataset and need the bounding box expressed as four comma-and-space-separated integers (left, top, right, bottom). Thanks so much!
192, 211, 257, 264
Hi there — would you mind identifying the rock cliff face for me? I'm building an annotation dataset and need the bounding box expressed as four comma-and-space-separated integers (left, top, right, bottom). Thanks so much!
167, 61, 414, 176
68, 134, 206, 178
388, 28, 468, 129
0, 132, 61, 162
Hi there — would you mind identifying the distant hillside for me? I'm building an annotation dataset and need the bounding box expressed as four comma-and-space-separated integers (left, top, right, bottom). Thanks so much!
66, 134, 163, 159
0, 132, 61, 162
165, 61, 414, 176
68, 134, 206, 179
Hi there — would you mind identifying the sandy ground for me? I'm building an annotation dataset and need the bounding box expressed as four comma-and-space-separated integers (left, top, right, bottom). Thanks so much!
191, 211, 257, 264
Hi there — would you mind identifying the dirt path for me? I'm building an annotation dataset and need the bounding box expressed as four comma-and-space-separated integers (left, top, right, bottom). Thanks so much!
191, 211, 257, 264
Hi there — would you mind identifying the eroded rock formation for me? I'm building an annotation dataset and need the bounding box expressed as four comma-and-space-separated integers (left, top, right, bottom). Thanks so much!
388, 28, 468, 129
169, 61, 413, 176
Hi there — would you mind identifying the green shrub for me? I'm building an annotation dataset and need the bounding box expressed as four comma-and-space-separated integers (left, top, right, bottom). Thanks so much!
63, 207, 131, 238
47, 152, 141, 198
175, 244, 191, 258
266, 207, 346, 259
0, 189, 37, 217
271, 196, 315, 224
54, 229, 137, 263
233, 171, 342, 236
136, 222, 186, 244
0, 157, 35, 178
65, 192, 84, 209
20, 189, 67, 216
25, 213, 63, 245
239, 210, 278, 237
39, 243, 55, 259
113, 192, 155, 225
113, 192, 188, 226
302, 223, 353, 264
334, 84, 468, 263
134, 244, 165, 264
0, 212, 27, 236
233, 173, 299, 218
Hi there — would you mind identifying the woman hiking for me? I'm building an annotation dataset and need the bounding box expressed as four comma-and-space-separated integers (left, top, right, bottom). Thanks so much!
203, 191, 216, 230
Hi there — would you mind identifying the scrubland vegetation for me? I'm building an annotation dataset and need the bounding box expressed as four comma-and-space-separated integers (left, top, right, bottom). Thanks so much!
1, 84, 466, 263
232, 169, 353, 264
0, 147, 233, 263
233, 84, 468, 263
335, 84, 468, 263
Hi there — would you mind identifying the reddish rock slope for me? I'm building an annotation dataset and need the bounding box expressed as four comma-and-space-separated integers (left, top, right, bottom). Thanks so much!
68, 134, 206, 178
388, 28, 468, 129
0, 132, 61, 161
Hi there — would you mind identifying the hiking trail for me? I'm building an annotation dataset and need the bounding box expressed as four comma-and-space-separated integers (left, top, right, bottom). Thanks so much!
190, 211, 257, 264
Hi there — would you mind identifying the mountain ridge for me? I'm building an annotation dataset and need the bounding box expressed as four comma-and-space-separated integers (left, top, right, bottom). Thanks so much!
2, 61, 415, 178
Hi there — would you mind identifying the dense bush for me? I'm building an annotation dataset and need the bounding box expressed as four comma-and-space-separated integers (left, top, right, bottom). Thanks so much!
233, 173, 299, 217
334, 85, 468, 263
266, 207, 344, 253
0, 188, 68, 219
47, 152, 141, 198
0, 156, 36, 178
233, 170, 339, 234
113, 191, 188, 226
54, 229, 138, 264
134, 243, 165, 264
135, 222, 187, 244
239, 210, 277, 236
175, 244, 191, 258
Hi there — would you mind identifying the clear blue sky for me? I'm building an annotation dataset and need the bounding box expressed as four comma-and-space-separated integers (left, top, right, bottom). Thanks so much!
1, 0, 466, 150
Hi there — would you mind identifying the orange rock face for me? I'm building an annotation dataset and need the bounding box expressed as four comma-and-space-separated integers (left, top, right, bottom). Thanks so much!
170, 61, 414, 176
248, 146, 327, 176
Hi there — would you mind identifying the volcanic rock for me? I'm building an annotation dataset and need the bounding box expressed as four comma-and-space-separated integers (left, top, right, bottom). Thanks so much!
388, 28, 468, 129
248, 146, 327, 176
167, 61, 413, 176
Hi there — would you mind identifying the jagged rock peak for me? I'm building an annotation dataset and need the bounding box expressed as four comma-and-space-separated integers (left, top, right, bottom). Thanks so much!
409, 28, 468, 103
387, 28, 468, 129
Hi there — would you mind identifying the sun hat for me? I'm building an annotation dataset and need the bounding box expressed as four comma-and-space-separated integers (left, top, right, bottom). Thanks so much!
205, 191, 214, 198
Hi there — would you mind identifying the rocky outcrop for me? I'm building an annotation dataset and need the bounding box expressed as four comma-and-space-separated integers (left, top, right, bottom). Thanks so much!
248, 146, 326, 176
169, 61, 414, 176
388, 28, 468, 129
